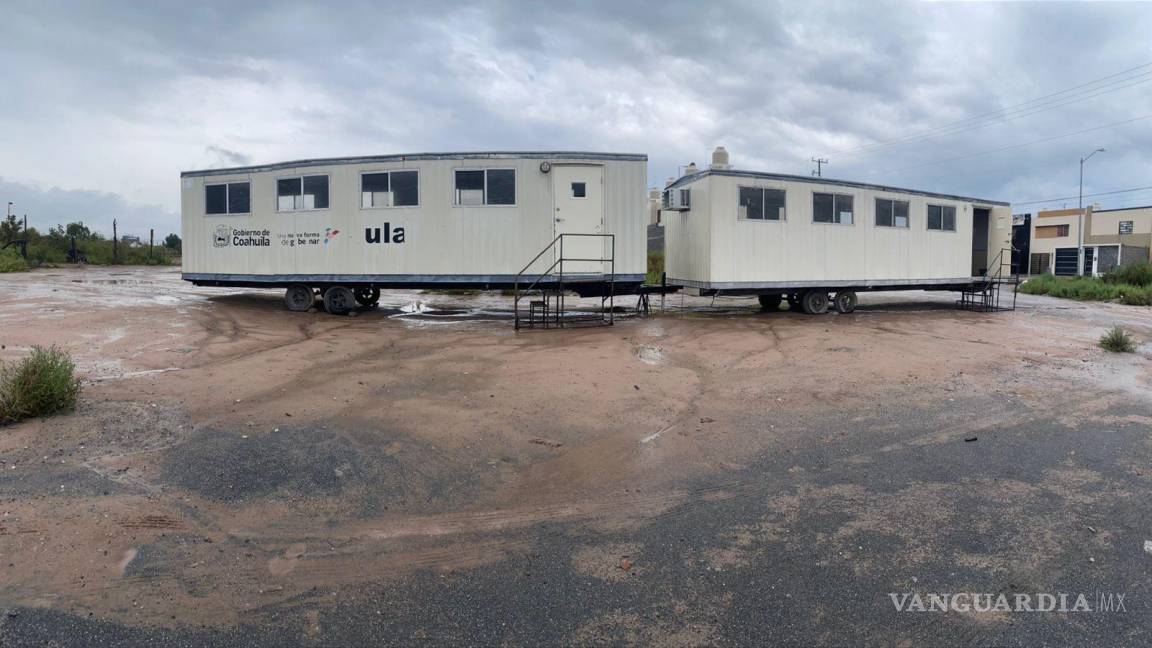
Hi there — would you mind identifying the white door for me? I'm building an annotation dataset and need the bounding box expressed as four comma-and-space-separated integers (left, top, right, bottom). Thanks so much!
552, 165, 605, 274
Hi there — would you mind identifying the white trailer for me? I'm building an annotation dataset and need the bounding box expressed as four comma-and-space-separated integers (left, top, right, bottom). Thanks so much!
661, 150, 1014, 313
181, 152, 648, 313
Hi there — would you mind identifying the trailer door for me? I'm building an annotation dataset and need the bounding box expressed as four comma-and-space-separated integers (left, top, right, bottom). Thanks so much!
552, 165, 605, 275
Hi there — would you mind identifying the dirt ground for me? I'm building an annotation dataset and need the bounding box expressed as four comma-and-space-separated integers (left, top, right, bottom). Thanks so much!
1, 266, 1150, 646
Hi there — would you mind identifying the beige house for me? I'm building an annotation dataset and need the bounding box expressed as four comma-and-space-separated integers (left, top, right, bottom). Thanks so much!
1029, 205, 1152, 275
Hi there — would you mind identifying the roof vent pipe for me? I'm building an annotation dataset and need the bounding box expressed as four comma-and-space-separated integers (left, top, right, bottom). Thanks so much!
710, 146, 731, 169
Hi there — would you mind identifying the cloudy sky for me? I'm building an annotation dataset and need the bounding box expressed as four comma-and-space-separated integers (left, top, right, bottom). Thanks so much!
2, 1, 1151, 237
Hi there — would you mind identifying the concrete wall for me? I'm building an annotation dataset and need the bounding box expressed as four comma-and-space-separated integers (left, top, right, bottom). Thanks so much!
662, 171, 1010, 288
180, 153, 648, 282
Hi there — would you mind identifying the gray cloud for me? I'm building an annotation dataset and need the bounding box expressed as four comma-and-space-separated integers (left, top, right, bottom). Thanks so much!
2, 0, 1151, 238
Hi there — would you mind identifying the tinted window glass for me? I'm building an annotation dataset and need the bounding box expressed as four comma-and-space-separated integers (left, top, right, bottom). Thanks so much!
362, 173, 389, 208
893, 200, 909, 227
813, 192, 834, 223
764, 189, 785, 220
391, 171, 419, 207
487, 169, 515, 205
876, 198, 893, 227
227, 182, 250, 214
834, 194, 853, 224
571, 182, 586, 198
942, 206, 956, 231
303, 175, 328, 210
455, 170, 485, 205
278, 178, 301, 211
927, 205, 942, 230
739, 186, 764, 219
206, 184, 227, 215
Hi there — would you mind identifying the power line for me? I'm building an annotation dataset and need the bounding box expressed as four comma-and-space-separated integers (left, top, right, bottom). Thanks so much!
852, 113, 1152, 178
1013, 185, 1152, 206
831, 62, 1152, 156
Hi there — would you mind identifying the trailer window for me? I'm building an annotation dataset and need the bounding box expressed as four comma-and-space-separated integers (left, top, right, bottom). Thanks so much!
813, 192, 853, 224
361, 171, 419, 208
278, 175, 329, 211
875, 198, 909, 228
927, 204, 956, 231
739, 187, 785, 221
206, 182, 250, 215
455, 169, 516, 206
571, 182, 586, 198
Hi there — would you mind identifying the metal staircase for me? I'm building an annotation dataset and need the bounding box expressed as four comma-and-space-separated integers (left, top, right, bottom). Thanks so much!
513, 233, 616, 330
958, 247, 1019, 312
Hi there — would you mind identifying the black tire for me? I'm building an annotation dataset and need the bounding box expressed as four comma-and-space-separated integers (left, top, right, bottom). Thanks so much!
801, 290, 830, 315
323, 286, 356, 315
354, 287, 381, 307
834, 290, 858, 314
284, 284, 315, 312
757, 294, 783, 311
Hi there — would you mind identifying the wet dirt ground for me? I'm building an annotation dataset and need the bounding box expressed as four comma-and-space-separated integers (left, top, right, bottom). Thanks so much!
1, 266, 1150, 646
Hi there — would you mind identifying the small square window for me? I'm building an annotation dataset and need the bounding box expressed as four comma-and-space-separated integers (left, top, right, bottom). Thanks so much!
571, 182, 586, 198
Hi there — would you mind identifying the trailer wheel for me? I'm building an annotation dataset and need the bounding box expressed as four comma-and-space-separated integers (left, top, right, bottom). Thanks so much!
284, 284, 315, 312
757, 294, 783, 311
323, 286, 356, 315
834, 290, 858, 314
801, 290, 830, 315
354, 287, 381, 307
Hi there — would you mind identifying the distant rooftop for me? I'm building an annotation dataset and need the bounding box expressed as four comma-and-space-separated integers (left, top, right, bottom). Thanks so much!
665, 168, 1010, 206
181, 151, 647, 178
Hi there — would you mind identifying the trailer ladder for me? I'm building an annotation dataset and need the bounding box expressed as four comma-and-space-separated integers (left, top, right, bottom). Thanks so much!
513, 233, 616, 330
958, 247, 1019, 312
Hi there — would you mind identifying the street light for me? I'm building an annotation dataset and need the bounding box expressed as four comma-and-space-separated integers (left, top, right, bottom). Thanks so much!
1078, 148, 1105, 276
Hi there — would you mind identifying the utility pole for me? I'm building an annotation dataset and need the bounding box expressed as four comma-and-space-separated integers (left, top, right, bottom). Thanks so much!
810, 157, 828, 178
113, 219, 119, 264
1078, 148, 1105, 276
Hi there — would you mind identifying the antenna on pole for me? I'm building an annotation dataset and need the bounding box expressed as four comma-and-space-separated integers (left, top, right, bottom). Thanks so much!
810, 157, 829, 177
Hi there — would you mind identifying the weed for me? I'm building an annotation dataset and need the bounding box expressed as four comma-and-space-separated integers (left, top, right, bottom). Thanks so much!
1099, 325, 1137, 353
0, 346, 82, 425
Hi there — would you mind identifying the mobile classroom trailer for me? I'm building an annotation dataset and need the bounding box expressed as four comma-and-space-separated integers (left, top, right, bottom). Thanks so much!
181, 152, 648, 313
661, 148, 1013, 314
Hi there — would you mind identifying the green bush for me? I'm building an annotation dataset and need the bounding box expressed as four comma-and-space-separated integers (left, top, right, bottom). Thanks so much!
1099, 325, 1137, 353
0, 247, 28, 273
646, 251, 665, 284
1104, 262, 1152, 288
1117, 285, 1152, 306
1019, 274, 1122, 301
0, 346, 82, 425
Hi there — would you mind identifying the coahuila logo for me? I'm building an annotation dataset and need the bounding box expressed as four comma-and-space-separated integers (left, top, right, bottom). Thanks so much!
324, 227, 340, 244
213, 225, 270, 248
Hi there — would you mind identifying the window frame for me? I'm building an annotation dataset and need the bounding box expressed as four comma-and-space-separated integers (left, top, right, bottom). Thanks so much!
737, 186, 786, 222
812, 191, 855, 225
275, 173, 331, 213
204, 181, 251, 216
359, 170, 420, 210
874, 197, 910, 229
927, 204, 957, 232
453, 167, 517, 207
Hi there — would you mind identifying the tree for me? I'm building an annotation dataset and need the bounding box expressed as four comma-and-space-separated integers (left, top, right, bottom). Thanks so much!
0, 214, 19, 243
163, 233, 182, 252
65, 221, 97, 240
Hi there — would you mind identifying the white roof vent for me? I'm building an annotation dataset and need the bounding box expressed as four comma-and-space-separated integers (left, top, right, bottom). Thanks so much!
710, 146, 731, 170
685, 162, 698, 175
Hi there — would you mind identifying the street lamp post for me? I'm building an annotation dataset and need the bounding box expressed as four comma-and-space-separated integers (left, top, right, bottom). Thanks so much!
1078, 148, 1105, 276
